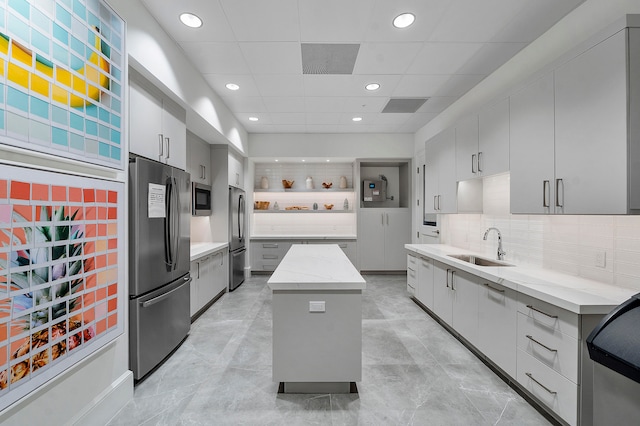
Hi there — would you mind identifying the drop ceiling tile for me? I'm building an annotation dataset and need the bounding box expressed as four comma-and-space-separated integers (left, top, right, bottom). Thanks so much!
270, 113, 306, 125
203, 74, 261, 97
364, 0, 450, 42
354, 42, 423, 75
428, 0, 530, 42
253, 74, 304, 97
240, 42, 302, 74
220, 0, 299, 42
220, 96, 267, 113
304, 97, 388, 114
302, 75, 401, 97
140, 0, 236, 42
263, 97, 306, 113
340, 112, 411, 126
456, 42, 528, 75
305, 113, 342, 125
298, 0, 374, 42
407, 42, 485, 75
269, 124, 309, 133
391, 75, 451, 97
435, 75, 487, 97
179, 42, 250, 75
418, 96, 458, 113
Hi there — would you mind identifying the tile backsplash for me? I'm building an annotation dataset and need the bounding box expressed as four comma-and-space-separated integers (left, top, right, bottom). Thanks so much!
441, 173, 640, 291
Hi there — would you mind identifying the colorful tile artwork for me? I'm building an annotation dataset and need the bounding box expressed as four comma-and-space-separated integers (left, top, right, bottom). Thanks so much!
0, 0, 125, 169
0, 163, 124, 410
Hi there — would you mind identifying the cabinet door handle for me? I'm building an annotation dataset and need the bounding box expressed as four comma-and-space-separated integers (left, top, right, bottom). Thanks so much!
526, 304, 558, 319
437, 195, 441, 211
450, 270, 455, 291
471, 154, 477, 174
525, 372, 557, 395
526, 335, 558, 353
543, 180, 550, 208
165, 137, 171, 159
484, 283, 504, 293
445, 269, 451, 288
263, 243, 278, 248
381, 213, 384, 226
555, 178, 563, 208
434, 196, 437, 211
158, 134, 164, 157
477, 151, 483, 173
197, 261, 200, 279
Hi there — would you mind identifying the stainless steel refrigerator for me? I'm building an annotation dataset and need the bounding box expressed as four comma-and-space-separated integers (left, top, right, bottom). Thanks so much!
129, 156, 191, 380
229, 186, 246, 291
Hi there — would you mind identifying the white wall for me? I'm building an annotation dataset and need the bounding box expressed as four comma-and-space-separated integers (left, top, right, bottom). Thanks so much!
108, 0, 249, 155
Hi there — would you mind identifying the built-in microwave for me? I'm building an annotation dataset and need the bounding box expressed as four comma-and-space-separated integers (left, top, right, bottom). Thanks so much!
192, 183, 212, 216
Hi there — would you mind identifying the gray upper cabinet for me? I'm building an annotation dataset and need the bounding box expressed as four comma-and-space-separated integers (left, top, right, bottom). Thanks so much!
424, 127, 457, 214
455, 114, 479, 181
187, 133, 211, 186
510, 73, 556, 214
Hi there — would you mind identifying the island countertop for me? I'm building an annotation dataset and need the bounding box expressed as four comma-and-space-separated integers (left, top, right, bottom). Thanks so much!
268, 244, 366, 291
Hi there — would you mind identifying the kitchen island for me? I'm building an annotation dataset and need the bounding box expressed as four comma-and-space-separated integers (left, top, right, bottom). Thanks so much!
268, 244, 366, 393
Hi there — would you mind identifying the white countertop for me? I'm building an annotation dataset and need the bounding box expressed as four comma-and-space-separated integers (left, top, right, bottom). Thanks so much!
190, 242, 228, 261
268, 244, 366, 291
405, 244, 637, 315
251, 235, 357, 240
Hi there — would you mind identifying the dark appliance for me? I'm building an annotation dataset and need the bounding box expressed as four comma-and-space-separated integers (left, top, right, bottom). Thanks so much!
192, 182, 212, 216
129, 156, 191, 380
229, 186, 246, 291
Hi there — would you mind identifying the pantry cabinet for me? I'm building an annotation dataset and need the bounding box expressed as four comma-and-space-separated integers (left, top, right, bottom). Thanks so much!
129, 71, 187, 170
358, 209, 411, 271
424, 128, 457, 214
229, 150, 244, 189
188, 133, 211, 186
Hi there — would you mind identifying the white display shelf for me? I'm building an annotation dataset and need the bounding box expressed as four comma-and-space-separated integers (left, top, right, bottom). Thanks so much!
254, 209, 352, 213
254, 188, 354, 192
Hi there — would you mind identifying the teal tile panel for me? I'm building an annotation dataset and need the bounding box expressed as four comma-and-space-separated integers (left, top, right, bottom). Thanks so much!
53, 23, 68, 44
51, 106, 67, 125
111, 81, 120, 97
52, 42, 69, 67
70, 35, 84, 57
98, 107, 108, 123
69, 112, 83, 131
111, 114, 120, 129
0, 83, 4, 104
7, 87, 28, 112
8, 0, 29, 20
0, 109, 4, 130
111, 66, 120, 81
110, 129, 119, 144
60, 0, 72, 8
31, 29, 49, 55
70, 52, 82, 70
8, 13, 29, 44
69, 132, 83, 151
86, 103, 97, 117
98, 123, 108, 140
0, 8, 5, 31
99, 20, 110, 41
52, 127, 68, 146
111, 99, 120, 115
98, 141, 109, 157
56, 4, 71, 29
30, 96, 49, 119
110, 145, 120, 160
72, 0, 85, 20
85, 119, 97, 136
88, 11, 99, 29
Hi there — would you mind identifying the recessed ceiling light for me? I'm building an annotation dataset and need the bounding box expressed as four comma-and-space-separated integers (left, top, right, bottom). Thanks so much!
275, 159, 279, 162
393, 13, 415, 29
179, 12, 203, 28
225, 83, 240, 91
326, 159, 330, 162
302, 159, 306, 162
365, 83, 380, 91
352, 117, 363, 122
248, 116, 259, 122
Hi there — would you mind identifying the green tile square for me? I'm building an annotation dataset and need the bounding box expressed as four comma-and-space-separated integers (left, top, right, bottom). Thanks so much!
7, 111, 29, 138
70, 132, 84, 151
30, 120, 51, 143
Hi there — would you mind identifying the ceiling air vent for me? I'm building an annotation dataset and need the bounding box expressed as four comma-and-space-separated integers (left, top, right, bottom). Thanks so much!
301, 43, 360, 75
382, 98, 429, 113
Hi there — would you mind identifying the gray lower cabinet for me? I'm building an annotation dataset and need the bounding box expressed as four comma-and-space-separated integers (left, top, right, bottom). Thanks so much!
190, 249, 228, 318
251, 239, 357, 272
407, 253, 599, 426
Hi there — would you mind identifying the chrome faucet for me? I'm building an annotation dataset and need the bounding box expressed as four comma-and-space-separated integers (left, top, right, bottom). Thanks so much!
483, 227, 506, 260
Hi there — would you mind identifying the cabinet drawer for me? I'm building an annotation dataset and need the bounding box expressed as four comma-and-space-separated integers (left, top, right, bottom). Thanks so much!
517, 349, 578, 426
407, 254, 418, 268
517, 293, 579, 339
407, 266, 416, 294
517, 312, 579, 383
253, 262, 277, 272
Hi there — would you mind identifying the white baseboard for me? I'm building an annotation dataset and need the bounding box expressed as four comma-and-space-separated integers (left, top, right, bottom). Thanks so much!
72, 370, 134, 426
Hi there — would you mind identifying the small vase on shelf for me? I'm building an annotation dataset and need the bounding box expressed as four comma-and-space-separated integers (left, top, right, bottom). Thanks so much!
343, 198, 349, 210
339, 176, 347, 189
306, 176, 314, 189
260, 176, 269, 189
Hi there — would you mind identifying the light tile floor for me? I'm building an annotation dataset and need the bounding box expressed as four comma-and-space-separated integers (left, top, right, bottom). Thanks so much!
108, 275, 551, 425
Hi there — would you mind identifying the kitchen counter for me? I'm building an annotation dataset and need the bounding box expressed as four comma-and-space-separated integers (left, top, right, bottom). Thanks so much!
406, 244, 636, 315
251, 235, 357, 240
190, 242, 228, 261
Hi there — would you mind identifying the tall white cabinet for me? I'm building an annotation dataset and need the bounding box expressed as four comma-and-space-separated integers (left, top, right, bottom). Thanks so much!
424, 128, 457, 214
359, 209, 411, 271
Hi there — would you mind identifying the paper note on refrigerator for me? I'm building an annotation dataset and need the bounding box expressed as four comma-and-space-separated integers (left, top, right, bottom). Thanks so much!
148, 183, 166, 218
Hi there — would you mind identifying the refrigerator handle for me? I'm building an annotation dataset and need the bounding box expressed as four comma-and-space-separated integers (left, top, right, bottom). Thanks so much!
172, 176, 180, 270
164, 176, 173, 268
238, 193, 245, 240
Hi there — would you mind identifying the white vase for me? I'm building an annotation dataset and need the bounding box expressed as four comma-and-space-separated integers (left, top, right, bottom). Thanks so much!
260, 176, 269, 189
339, 176, 347, 189
306, 176, 314, 189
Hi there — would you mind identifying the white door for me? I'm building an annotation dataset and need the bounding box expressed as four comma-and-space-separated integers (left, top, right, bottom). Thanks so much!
554, 30, 628, 214
451, 269, 479, 346
432, 262, 453, 326
384, 209, 411, 270
417, 257, 434, 309
162, 100, 187, 170
129, 78, 163, 162
436, 128, 458, 214
424, 138, 440, 215
358, 210, 385, 270
510, 73, 555, 214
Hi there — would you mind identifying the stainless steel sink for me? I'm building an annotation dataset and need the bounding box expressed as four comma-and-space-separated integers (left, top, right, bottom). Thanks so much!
447, 254, 514, 267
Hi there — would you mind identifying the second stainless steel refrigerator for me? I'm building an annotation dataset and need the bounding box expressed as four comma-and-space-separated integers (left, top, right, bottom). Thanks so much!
229, 186, 246, 291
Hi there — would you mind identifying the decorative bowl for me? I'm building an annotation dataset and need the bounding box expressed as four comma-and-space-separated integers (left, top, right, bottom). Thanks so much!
282, 179, 294, 188
324, 203, 334, 210
254, 201, 270, 210
322, 182, 333, 189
